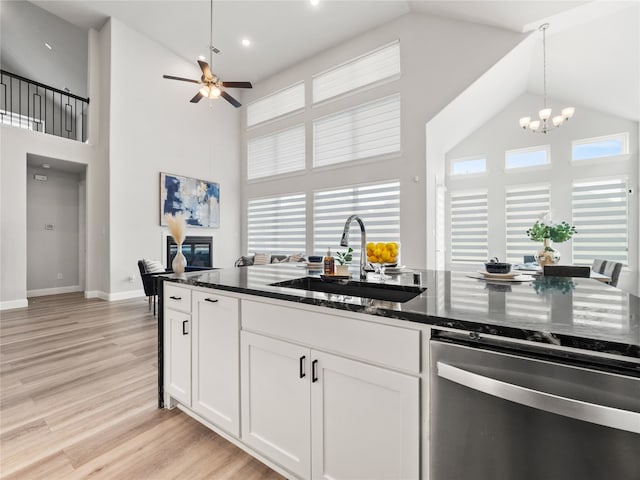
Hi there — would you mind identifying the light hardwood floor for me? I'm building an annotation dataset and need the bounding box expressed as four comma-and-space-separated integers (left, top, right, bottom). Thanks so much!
0, 293, 285, 480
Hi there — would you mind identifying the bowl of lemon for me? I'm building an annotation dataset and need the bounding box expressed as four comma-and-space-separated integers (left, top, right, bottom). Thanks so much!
366, 242, 399, 280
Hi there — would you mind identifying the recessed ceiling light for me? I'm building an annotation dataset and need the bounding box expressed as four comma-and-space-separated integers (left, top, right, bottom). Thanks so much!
198, 55, 206, 61
44, 42, 52, 50
310, 0, 320, 6
241, 38, 251, 47
42, 164, 51, 169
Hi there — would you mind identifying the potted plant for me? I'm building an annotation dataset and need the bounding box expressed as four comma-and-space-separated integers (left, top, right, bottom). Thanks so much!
335, 247, 353, 276
526, 221, 577, 266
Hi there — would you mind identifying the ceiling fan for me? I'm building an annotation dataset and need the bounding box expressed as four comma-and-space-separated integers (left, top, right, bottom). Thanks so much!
162, 0, 252, 107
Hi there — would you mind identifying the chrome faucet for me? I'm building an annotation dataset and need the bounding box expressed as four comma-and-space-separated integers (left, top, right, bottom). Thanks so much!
340, 215, 367, 280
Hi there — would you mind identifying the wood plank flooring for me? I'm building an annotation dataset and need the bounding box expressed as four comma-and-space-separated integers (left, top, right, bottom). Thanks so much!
0, 293, 285, 479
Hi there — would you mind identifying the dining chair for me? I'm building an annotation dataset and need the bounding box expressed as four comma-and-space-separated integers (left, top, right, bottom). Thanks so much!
543, 265, 591, 278
592, 259, 623, 287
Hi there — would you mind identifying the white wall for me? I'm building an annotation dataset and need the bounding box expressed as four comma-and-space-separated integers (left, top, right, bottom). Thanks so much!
26, 165, 81, 294
0, 0, 88, 96
0, 127, 95, 308
107, 18, 241, 297
241, 12, 523, 269
445, 92, 639, 293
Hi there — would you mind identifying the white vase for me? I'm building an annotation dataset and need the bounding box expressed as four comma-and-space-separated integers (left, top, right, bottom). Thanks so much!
172, 244, 187, 274
335, 264, 350, 276
535, 238, 561, 266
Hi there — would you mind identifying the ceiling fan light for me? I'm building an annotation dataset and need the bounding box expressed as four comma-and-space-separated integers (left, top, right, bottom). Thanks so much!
199, 85, 211, 97
562, 107, 575, 119
519, 116, 531, 129
209, 86, 221, 98
552, 115, 564, 127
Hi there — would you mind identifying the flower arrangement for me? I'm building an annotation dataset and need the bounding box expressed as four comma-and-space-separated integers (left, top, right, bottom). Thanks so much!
526, 221, 576, 243
335, 247, 353, 265
165, 214, 186, 245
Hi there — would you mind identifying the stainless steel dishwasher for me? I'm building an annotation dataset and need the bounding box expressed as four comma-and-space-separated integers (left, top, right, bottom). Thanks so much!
430, 331, 640, 480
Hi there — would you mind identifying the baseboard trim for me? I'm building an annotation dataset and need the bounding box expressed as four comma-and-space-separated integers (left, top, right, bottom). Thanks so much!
107, 290, 145, 302
0, 299, 29, 310
27, 285, 83, 298
85, 290, 108, 300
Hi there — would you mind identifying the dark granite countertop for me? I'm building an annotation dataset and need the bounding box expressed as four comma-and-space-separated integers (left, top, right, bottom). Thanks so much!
162, 264, 640, 360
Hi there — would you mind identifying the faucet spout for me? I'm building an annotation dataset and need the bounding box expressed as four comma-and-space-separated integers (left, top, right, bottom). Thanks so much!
341, 215, 367, 280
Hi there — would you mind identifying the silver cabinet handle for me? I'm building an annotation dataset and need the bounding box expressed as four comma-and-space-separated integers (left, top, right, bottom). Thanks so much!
437, 361, 640, 434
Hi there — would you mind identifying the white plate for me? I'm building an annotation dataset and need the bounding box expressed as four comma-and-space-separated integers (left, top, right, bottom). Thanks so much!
478, 271, 518, 279
468, 273, 534, 283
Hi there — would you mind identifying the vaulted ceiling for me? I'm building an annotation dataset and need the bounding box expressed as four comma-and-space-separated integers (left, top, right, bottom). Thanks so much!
3, 1, 638, 121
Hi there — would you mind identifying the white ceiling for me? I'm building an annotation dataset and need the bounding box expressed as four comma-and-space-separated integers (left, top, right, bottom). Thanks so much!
30, 0, 590, 83
6, 1, 639, 121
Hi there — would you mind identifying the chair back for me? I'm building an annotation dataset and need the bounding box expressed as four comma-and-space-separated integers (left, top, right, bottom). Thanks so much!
591, 259, 623, 287
543, 265, 591, 278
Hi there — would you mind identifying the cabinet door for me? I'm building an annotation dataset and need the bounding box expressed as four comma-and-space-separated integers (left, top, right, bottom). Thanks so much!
164, 309, 191, 406
311, 351, 419, 480
192, 291, 240, 436
241, 332, 311, 479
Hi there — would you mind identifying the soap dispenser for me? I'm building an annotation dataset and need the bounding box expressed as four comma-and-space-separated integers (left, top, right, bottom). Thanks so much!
323, 248, 335, 275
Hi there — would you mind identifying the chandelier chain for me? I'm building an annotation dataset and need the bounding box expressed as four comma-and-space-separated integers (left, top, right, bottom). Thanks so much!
541, 23, 548, 109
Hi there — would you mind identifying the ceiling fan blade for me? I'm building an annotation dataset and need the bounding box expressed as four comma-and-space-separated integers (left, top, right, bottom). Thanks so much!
163, 75, 201, 84
197, 60, 213, 80
221, 91, 241, 108
190, 92, 204, 103
221, 81, 253, 89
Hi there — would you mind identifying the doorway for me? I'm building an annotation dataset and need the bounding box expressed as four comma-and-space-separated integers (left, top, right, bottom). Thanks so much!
26, 154, 87, 297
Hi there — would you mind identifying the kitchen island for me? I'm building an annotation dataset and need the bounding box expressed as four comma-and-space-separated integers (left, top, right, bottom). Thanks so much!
158, 264, 639, 480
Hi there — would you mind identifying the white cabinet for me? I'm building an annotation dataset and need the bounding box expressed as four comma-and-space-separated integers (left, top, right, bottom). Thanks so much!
164, 307, 191, 406
241, 329, 419, 480
164, 285, 240, 437
311, 351, 419, 480
192, 291, 240, 436
241, 332, 311, 478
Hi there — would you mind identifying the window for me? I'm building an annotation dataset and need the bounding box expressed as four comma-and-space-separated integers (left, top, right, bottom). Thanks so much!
505, 185, 550, 264
246, 82, 304, 127
313, 181, 400, 262
572, 177, 628, 266
450, 156, 486, 176
312, 41, 400, 103
449, 190, 488, 263
572, 133, 629, 161
247, 125, 305, 180
505, 145, 550, 170
247, 194, 306, 255
313, 94, 400, 168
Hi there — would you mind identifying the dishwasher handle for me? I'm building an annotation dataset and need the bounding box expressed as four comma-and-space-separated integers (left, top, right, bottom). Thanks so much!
437, 361, 640, 434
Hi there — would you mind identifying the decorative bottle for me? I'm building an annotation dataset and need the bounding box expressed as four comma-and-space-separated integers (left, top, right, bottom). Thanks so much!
323, 248, 335, 275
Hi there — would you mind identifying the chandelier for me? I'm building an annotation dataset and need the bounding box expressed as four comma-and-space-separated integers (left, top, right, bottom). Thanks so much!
519, 23, 575, 134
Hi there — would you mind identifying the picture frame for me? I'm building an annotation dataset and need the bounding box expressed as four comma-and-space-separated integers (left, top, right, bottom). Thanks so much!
160, 172, 220, 228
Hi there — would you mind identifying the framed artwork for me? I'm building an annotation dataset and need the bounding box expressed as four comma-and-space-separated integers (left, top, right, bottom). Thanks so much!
160, 172, 220, 228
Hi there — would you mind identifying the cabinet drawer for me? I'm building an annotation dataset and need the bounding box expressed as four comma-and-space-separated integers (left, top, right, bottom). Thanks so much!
164, 284, 191, 313
242, 300, 420, 374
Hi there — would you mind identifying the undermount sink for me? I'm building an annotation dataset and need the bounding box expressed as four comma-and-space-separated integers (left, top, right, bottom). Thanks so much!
271, 276, 426, 303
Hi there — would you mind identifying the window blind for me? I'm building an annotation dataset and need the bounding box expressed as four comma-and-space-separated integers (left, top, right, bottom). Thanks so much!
312, 40, 400, 104
505, 185, 550, 264
572, 177, 628, 265
313, 181, 400, 262
449, 190, 488, 263
247, 193, 306, 256
313, 94, 400, 168
247, 124, 305, 180
246, 82, 304, 127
